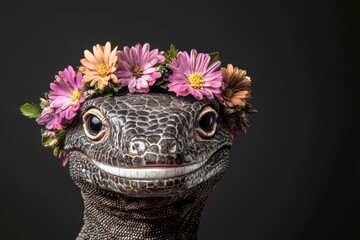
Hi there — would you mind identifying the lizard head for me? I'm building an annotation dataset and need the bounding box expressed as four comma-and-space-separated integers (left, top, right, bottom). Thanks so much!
64, 93, 232, 197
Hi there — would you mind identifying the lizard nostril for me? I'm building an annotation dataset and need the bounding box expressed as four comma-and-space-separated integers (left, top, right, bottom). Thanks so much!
128, 140, 149, 156
160, 139, 179, 154
168, 141, 177, 154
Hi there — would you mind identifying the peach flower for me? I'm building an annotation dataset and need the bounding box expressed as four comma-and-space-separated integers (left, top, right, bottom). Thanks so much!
79, 42, 119, 90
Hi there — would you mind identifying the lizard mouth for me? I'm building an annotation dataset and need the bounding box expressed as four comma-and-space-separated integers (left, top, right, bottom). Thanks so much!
67, 145, 231, 197
90, 159, 207, 179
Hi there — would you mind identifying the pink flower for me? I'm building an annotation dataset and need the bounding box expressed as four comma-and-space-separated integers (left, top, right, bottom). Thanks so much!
49, 66, 85, 124
62, 155, 69, 167
167, 50, 223, 100
37, 66, 85, 130
36, 106, 63, 130
116, 43, 165, 93
42, 130, 56, 137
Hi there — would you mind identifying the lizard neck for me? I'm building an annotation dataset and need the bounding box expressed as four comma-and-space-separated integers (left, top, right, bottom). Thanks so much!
76, 178, 219, 240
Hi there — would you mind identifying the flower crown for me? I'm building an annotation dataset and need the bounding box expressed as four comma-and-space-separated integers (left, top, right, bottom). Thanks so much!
20, 42, 256, 163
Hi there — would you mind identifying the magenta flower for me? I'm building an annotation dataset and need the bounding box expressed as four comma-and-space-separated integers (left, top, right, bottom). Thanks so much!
37, 66, 85, 130
49, 66, 85, 124
167, 50, 223, 100
36, 106, 63, 130
116, 43, 165, 93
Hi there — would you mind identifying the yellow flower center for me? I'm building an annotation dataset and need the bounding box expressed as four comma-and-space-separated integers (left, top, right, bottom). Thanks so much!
133, 65, 143, 78
71, 89, 81, 101
223, 87, 234, 100
97, 63, 111, 76
188, 73, 203, 89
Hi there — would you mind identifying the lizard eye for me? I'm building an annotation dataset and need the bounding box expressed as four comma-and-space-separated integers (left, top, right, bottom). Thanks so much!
195, 106, 218, 139
83, 108, 109, 142
88, 115, 102, 134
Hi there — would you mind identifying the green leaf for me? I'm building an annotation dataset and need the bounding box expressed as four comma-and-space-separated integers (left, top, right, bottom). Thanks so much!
155, 78, 164, 86
53, 146, 61, 157
44, 91, 51, 99
20, 103, 42, 119
157, 61, 166, 68
160, 82, 169, 89
209, 51, 220, 65
41, 135, 57, 147
168, 44, 178, 58
57, 129, 67, 138
165, 44, 178, 63
94, 82, 100, 91
53, 135, 65, 157
113, 85, 122, 93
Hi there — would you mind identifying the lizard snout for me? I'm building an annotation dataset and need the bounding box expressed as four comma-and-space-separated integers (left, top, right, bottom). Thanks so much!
128, 139, 149, 156
127, 138, 180, 156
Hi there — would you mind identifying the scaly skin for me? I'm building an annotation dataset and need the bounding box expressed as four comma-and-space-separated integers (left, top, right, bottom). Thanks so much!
64, 93, 232, 239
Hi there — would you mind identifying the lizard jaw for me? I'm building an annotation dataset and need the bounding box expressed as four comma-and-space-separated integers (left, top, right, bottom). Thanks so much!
90, 159, 207, 179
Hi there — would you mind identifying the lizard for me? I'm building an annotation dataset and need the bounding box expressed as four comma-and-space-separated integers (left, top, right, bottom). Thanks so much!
64, 93, 233, 240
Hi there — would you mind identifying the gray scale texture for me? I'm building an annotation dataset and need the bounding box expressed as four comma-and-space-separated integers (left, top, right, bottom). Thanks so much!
65, 93, 233, 239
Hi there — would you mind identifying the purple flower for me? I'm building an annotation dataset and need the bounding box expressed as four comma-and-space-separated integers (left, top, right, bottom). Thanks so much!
116, 43, 165, 93
37, 66, 85, 130
167, 50, 223, 100
49, 66, 85, 124
36, 106, 63, 130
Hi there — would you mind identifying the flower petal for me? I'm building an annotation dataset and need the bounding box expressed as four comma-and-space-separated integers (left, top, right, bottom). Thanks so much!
84, 49, 99, 65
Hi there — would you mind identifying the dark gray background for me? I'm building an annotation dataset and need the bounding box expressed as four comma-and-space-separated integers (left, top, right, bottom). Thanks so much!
1, 0, 359, 239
